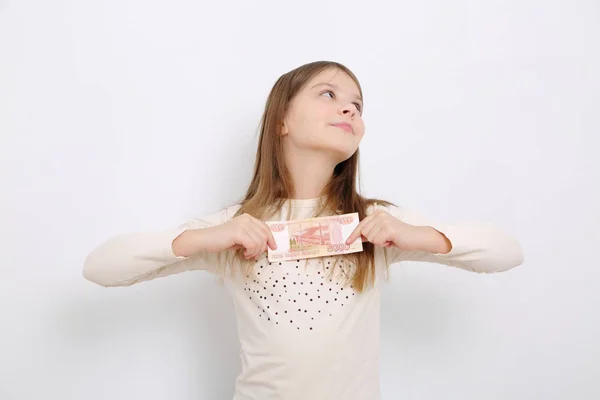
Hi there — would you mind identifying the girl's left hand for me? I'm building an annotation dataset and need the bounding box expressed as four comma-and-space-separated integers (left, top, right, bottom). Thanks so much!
345, 210, 451, 253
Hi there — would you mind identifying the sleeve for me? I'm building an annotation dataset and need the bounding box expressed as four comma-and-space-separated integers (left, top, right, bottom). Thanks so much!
82, 206, 237, 287
378, 204, 524, 274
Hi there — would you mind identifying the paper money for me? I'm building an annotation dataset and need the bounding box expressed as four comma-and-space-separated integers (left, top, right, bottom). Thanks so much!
265, 213, 363, 262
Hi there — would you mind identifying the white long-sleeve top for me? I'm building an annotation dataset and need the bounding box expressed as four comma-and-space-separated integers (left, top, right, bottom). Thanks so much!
83, 198, 524, 400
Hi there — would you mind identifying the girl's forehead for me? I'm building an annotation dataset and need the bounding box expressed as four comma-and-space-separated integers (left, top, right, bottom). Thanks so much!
308, 69, 354, 86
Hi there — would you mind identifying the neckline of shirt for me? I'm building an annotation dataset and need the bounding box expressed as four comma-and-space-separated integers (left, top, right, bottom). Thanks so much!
283, 196, 325, 209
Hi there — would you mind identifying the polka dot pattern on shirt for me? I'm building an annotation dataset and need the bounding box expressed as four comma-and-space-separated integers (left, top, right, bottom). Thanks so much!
243, 257, 357, 331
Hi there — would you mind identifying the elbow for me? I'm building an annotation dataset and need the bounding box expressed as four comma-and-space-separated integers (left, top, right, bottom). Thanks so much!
82, 250, 124, 288
82, 257, 111, 287
511, 241, 525, 269
486, 236, 525, 273
498, 233, 524, 272
81, 234, 141, 288
464, 233, 524, 274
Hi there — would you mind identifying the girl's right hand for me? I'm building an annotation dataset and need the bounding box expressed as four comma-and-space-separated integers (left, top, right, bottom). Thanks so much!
194, 213, 278, 259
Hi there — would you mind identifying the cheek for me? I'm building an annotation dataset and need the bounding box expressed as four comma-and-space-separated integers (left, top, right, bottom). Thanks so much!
295, 106, 327, 135
305, 103, 330, 127
286, 110, 309, 135
355, 120, 366, 139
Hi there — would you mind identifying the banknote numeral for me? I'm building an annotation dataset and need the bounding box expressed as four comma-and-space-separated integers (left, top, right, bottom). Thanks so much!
327, 244, 351, 252
270, 224, 285, 232
338, 216, 355, 225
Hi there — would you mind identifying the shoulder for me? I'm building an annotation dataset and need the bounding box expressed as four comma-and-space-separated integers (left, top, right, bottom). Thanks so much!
365, 200, 432, 226
222, 203, 243, 219
181, 202, 242, 228
364, 198, 402, 216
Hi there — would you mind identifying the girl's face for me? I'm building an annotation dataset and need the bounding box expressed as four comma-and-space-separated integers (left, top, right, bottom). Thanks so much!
281, 68, 365, 163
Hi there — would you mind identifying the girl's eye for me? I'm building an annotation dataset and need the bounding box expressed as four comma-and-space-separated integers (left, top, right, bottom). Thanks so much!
321, 90, 362, 113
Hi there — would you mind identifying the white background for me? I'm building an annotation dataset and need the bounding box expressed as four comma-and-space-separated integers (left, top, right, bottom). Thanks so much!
1, 0, 599, 399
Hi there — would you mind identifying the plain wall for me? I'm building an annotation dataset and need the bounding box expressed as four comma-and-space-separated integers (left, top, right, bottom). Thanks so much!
1, 0, 599, 399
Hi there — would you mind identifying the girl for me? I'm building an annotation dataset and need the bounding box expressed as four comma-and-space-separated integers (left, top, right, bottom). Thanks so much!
83, 61, 524, 400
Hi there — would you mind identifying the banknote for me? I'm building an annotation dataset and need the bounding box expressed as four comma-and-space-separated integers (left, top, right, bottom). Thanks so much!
265, 213, 363, 262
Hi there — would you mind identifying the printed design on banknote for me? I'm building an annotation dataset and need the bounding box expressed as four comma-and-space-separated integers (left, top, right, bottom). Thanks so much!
266, 213, 363, 262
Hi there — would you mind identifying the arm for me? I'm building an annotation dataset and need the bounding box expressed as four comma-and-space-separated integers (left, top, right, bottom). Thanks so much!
376, 204, 524, 273
82, 207, 234, 287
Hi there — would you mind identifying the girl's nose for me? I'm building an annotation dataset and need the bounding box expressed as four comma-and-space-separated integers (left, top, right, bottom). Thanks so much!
340, 103, 356, 117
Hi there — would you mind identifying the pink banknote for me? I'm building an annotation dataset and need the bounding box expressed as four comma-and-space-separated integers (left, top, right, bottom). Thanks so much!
265, 213, 363, 262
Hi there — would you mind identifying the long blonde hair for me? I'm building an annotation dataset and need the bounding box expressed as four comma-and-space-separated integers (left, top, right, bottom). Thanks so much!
229, 61, 393, 293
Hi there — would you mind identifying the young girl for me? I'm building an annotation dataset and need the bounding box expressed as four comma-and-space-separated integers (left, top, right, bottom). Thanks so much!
83, 61, 524, 400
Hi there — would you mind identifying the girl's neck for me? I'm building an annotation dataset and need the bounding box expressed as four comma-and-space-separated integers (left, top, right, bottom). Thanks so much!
284, 151, 335, 200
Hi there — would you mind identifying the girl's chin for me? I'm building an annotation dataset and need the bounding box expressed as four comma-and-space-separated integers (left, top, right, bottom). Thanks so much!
300, 139, 359, 162
330, 147, 359, 164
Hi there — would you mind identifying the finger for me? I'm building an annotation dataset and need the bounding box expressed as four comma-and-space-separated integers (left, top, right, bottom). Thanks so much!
365, 225, 384, 245
267, 229, 277, 250
372, 223, 396, 247
257, 220, 278, 250
233, 224, 257, 258
346, 228, 361, 245
375, 229, 396, 247
249, 221, 275, 255
346, 214, 373, 244
250, 226, 269, 259
358, 217, 379, 242
250, 224, 271, 258
243, 227, 263, 258
235, 234, 253, 257
246, 217, 276, 252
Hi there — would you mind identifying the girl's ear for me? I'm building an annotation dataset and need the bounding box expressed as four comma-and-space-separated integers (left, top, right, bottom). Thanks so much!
280, 120, 289, 136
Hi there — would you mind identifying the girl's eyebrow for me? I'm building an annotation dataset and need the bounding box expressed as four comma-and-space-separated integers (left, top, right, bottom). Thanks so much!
310, 83, 363, 104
